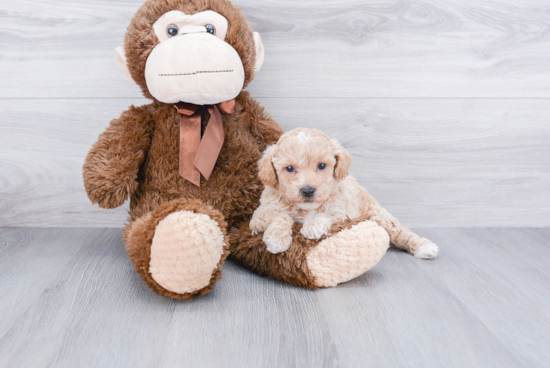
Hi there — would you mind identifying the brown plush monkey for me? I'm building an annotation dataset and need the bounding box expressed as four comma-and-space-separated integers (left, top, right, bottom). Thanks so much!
83, 0, 398, 300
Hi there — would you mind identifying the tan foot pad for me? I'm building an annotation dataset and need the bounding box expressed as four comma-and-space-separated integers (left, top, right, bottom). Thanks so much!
149, 211, 225, 294
306, 220, 390, 287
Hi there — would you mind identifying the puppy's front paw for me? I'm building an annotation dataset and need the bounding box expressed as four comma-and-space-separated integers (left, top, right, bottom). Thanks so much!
300, 220, 331, 240
415, 241, 439, 259
250, 217, 267, 235
263, 227, 292, 254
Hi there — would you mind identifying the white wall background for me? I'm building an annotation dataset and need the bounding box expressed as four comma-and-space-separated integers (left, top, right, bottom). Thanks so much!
0, 0, 549, 228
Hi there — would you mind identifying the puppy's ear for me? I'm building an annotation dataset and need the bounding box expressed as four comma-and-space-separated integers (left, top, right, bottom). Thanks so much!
332, 139, 352, 180
258, 145, 278, 187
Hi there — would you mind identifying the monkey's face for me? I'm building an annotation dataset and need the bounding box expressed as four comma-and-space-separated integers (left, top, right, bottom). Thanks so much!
117, 0, 264, 105
145, 10, 245, 105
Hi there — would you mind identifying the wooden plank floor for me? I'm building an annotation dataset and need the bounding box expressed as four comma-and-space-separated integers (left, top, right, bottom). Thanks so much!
0, 228, 548, 368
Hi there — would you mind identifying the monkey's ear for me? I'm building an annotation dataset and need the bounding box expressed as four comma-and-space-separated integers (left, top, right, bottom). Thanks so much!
253, 32, 265, 72
258, 145, 278, 187
332, 139, 352, 181
115, 47, 137, 84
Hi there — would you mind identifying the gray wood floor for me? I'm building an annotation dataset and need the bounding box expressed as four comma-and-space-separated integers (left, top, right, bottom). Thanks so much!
0, 227, 548, 368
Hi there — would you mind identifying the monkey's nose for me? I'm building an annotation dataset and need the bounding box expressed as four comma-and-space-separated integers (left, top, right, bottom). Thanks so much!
300, 187, 316, 198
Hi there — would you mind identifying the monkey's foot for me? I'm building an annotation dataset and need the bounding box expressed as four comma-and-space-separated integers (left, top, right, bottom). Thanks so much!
149, 211, 226, 294
124, 199, 229, 300
306, 220, 390, 287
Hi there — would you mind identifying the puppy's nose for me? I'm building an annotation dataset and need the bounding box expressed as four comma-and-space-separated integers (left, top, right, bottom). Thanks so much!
300, 187, 316, 198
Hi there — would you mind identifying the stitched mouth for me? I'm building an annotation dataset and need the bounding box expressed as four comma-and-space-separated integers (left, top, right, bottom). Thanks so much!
159, 70, 234, 77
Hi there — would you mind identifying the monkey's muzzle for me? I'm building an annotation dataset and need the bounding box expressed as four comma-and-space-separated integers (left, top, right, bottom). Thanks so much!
145, 31, 245, 105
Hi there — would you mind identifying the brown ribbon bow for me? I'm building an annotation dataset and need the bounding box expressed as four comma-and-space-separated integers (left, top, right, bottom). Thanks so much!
175, 99, 236, 186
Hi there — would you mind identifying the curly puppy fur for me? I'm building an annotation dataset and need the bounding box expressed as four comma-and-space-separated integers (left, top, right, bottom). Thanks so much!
250, 128, 439, 259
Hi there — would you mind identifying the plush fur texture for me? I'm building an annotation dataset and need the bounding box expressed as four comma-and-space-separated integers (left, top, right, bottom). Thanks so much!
251, 128, 439, 259
84, 0, 285, 299
83, 0, 409, 299
123, 198, 230, 299
230, 214, 389, 288
124, 0, 257, 100
150, 210, 226, 293
306, 220, 389, 287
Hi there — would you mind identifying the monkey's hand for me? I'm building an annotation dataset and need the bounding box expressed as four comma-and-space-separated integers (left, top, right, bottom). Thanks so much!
83, 106, 153, 209
242, 92, 284, 148
83, 151, 143, 209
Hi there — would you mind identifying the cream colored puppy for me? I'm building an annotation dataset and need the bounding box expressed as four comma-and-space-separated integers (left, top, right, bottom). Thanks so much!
250, 128, 439, 259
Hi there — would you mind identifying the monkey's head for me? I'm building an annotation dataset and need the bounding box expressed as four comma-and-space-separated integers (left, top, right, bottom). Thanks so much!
116, 0, 264, 105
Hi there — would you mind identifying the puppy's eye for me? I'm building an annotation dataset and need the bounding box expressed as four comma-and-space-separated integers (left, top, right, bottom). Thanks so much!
205, 24, 216, 35
285, 166, 295, 173
167, 24, 179, 37
318, 163, 327, 170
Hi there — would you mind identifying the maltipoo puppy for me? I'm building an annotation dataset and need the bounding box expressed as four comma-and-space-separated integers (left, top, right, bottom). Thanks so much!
250, 128, 439, 259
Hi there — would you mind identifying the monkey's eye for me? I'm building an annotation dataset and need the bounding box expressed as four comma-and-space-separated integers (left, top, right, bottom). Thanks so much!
205, 24, 216, 35
166, 24, 179, 37
318, 163, 327, 170
285, 166, 295, 173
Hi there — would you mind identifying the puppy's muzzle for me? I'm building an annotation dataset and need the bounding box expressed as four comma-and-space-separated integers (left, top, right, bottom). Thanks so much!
300, 187, 316, 198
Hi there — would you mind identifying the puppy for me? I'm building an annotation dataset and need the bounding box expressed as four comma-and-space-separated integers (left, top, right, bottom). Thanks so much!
250, 128, 439, 259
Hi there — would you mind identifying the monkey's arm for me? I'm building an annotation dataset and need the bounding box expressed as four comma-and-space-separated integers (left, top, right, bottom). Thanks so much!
83, 105, 153, 209
252, 110, 283, 147
240, 92, 284, 148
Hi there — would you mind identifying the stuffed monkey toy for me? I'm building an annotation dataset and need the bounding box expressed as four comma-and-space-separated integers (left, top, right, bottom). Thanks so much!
83, 0, 433, 300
